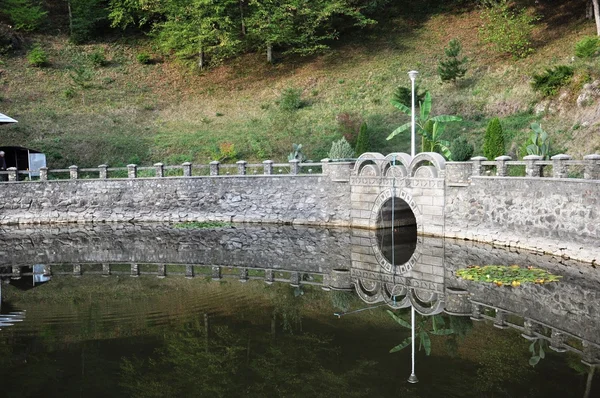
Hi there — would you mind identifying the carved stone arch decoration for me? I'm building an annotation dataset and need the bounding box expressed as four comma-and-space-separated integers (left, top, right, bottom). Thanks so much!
382, 283, 412, 309
408, 152, 446, 178
408, 288, 445, 315
353, 278, 384, 304
369, 188, 422, 232
382, 153, 412, 177
353, 152, 386, 176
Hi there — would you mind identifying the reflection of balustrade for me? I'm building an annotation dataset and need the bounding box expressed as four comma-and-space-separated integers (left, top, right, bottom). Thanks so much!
470, 300, 600, 366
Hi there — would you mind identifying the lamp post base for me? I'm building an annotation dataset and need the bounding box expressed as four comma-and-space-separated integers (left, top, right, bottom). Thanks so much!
408, 373, 419, 384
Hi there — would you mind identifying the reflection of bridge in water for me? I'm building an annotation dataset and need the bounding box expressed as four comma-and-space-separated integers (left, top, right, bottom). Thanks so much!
0, 223, 599, 367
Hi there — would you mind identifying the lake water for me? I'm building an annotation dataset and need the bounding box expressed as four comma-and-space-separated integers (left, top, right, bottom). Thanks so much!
0, 224, 598, 397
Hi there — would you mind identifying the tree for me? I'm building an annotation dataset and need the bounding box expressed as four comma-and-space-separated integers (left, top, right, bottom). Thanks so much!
153, 0, 241, 69
2, 0, 47, 32
247, 0, 374, 63
67, 0, 108, 44
355, 122, 370, 155
592, 0, 600, 36
438, 38, 467, 83
483, 117, 505, 160
387, 91, 462, 159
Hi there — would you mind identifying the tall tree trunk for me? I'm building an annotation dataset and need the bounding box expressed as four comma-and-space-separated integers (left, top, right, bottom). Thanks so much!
593, 0, 600, 35
239, 0, 246, 36
266, 43, 273, 63
67, 0, 73, 36
588, 1, 594, 19
198, 46, 205, 70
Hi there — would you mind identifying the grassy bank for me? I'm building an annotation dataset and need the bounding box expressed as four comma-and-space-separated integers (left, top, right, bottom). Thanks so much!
0, 1, 598, 168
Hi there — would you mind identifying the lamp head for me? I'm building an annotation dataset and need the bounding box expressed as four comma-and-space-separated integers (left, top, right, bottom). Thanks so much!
408, 70, 419, 81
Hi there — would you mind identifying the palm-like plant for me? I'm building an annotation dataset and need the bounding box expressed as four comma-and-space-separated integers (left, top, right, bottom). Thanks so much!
387, 310, 454, 356
387, 92, 462, 159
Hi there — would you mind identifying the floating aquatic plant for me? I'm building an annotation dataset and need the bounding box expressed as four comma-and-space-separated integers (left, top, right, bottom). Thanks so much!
456, 265, 561, 287
174, 221, 232, 229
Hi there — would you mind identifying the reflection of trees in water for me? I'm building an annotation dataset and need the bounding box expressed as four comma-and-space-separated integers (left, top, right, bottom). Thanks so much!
119, 319, 377, 397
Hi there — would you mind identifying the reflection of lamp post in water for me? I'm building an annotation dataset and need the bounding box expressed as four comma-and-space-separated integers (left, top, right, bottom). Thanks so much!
408, 306, 419, 383
408, 71, 419, 158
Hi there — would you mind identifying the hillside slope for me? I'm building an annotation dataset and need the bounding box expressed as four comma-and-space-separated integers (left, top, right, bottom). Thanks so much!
0, 0, 598, 168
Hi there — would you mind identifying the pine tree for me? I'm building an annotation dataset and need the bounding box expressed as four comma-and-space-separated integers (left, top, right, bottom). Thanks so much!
438, 38, 468, 83
483, 118, 505, 160
355, 122, 370, 155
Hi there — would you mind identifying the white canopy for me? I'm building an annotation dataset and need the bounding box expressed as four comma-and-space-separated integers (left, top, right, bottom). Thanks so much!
0, 113, 17, 124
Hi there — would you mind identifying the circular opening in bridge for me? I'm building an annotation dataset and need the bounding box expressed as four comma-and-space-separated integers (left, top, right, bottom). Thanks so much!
375, 197, 417, 265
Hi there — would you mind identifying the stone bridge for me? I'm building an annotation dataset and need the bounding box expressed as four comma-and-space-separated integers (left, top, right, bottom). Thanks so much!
0, 152, 598, 263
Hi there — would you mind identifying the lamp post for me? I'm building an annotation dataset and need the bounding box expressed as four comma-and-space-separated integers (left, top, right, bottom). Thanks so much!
408, 305, 419, 383
408, 70, 419, 158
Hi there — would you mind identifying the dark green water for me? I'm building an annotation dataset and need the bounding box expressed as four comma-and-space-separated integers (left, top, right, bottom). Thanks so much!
0, 224, 598, 397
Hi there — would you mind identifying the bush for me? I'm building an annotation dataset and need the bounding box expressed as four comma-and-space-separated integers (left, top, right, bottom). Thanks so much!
336, 112, 363, 147
279, 88, 303, 111
137, 52, 152, 64
328, 138, 355, 160
575, 36, 600, 59
438, 38, 468, 83
69, 0, 108, 44
27, 44, 49, 67
355, 122, 370, 155
479, 0, 538, 58
450, 137, 474, 161
89, 49, 108, 67
483, 118, 505, 160
391, 85, 426, 108
531, 65, 574, 97
4, 0, 47, 32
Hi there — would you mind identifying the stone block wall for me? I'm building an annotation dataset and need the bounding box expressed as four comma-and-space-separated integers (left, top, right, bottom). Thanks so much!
445, 177, 600, 263
0, 175, 351, 227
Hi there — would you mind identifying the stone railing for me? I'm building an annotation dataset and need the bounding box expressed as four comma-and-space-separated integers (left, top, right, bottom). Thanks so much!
470, 300, 599, 366
0, 159, 326, 182
469, 154, 600, 179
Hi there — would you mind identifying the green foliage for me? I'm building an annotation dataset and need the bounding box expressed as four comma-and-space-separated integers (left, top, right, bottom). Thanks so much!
174, 221, 232, 229
391, 84, 426, 109
526, 122, 551, 159
136, 52, 152, 64
336, 112, 363, 147
531, 65, 574, 97
529, 338, 547, 367
479, 0, 538, 58
388, 91, 461, 159
328, 137, 355, 160
211, 142, 238, 162
279, 88, 304, 111
483, 117, 505, 160
438, 38, 468, 83
575, 36, 600, 59
456, 265, 562, 287
355, 122, 370, 155
449, 136, 474, 161
26, 44, 49, 67
89, 48, 108, 67
388, 310, 454, 356
70, 0, 109, 44
3, 0, 47, 32
288, 143, 306, 162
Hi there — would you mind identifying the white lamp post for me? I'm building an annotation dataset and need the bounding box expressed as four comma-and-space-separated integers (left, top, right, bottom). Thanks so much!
407, 305, 419, 383
408, 70, 419, 158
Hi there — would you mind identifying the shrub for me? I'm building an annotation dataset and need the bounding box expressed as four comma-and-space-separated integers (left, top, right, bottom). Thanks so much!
391, 85, 426, 108
288, 143, 306, 162
355, 122, 370, 155
279, 88, 303, 111
27, 44, 49, 67
69, 0, 108, 44
137, 52, 152, 64
525, 123, 551, 159
575, 36, 600, 59
483, 118, 505, 160
328, 138, 355, 160
479, 0, 538, 58
336, 112, 363, 147
531, 65, 574, 97
450, 137, 474, 161
438, 38, 468, 83
4, 0, 47, 32
89, 49, 108, 67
